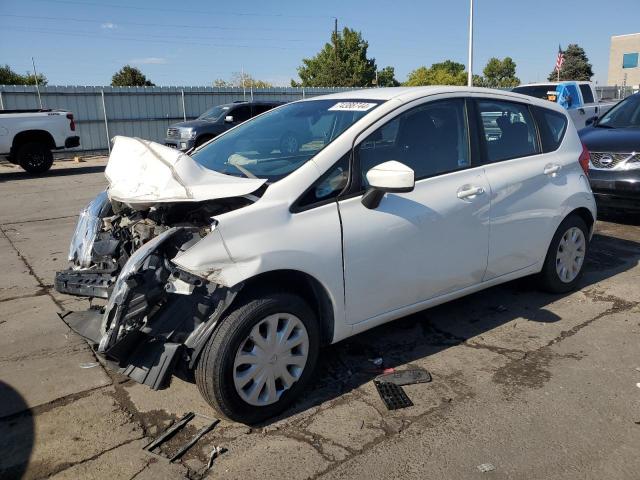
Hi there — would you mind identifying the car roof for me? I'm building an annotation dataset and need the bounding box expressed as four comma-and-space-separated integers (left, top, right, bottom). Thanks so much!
515, 81, 592, 87
298, 86, 567, 113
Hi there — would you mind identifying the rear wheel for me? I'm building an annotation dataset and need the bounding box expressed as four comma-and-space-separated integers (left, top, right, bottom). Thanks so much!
17, 142, 53, 174
538, 214, 589, 293
195, 291, 319, 424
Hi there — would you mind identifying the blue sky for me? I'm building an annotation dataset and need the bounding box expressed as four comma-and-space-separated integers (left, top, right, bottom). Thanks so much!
1, 0, 639, 86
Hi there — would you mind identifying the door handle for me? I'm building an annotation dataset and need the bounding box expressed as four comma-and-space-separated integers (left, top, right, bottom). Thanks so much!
457, 185, 485, 199
578, 108, 586, 114
543, 164, 561, 176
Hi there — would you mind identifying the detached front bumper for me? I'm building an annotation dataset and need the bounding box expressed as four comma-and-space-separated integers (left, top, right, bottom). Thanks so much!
56, 227, 238, 390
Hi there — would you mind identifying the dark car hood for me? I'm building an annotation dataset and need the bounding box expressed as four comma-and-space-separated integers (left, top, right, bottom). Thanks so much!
579, 126, 640, 152
170, 119, 222, 129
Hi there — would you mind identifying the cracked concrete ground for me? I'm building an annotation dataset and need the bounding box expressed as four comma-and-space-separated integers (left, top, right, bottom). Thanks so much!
1, 157, 639, 479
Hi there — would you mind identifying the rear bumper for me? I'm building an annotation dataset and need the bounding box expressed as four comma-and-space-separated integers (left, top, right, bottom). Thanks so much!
64, 136, 80, 148
589, 169, 640, 210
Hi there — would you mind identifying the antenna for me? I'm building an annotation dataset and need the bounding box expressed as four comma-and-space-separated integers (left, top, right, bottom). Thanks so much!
32, 57, 43, 109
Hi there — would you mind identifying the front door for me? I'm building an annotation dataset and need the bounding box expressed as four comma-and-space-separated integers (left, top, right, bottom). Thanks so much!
338, 97, 491, 325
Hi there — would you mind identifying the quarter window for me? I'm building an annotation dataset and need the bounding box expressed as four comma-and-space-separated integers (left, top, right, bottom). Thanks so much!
358, 98, 470, 185
477, 100, 540, 162
532, 106, 568, 152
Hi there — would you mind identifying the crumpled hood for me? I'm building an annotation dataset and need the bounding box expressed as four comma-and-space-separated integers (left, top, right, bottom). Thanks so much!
105, 136, 266, 206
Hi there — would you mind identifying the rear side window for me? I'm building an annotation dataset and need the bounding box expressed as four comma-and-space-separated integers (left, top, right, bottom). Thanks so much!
231, 105, 251, 122
532, 106, 568, 152
579, 85, 594, 104
477, 100, 540, 162
252, 104, 275, 116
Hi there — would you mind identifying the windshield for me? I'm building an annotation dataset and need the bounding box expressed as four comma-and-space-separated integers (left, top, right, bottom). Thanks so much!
512, 85, 558, 102
597, 95, 640, 129
198, 105, 231, 121
190, 99, 382, 181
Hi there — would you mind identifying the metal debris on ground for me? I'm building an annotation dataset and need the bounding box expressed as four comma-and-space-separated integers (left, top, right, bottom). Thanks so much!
374, 380, 413, 410
477, 463, 496, 473
376, 368, 432, 386
207, 446, 227, 469
143, 412, 220, 463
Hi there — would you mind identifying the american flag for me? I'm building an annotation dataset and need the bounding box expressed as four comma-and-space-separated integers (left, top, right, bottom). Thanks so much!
555, 45, 565, 72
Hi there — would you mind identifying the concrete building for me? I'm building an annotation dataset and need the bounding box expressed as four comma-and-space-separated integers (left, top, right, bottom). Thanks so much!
608, 33, 640, 87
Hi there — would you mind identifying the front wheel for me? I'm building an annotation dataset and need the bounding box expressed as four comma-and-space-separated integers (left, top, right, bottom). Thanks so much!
538, 214, 589, 293
195, 291, 319, 424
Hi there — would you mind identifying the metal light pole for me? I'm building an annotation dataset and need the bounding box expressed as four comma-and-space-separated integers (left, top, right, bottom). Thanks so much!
467, 0, 474, 87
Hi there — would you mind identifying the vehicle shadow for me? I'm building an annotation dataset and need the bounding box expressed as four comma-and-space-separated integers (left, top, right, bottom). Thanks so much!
597, 208, 640, 227
0, 382, 34, 479
0, 164, 105, 182
269, 230, 640, 425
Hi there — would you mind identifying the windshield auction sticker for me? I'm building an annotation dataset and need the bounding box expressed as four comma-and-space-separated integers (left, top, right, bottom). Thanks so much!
328, 102, 377, 112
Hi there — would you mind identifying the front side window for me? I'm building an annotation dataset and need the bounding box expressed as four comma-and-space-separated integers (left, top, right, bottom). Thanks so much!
358, 98, 470, 186
477, 100, 540, 162
191, 99, 381, 181
597, 94, 640, 129
579, 84, 595, 104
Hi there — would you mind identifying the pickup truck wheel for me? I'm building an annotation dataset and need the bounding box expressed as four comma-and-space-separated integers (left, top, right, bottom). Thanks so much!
195, 291, 319, 424
17, 142, 54, 174
538, 214, 589, 293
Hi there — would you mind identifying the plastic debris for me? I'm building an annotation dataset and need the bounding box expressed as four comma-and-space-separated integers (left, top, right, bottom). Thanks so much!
374, 380, 413, 410
477, 463, 496, 473
207, 446, 227, 469
79, 362, 99, 369
368, 357, 383, 367
376, 368, 432, 386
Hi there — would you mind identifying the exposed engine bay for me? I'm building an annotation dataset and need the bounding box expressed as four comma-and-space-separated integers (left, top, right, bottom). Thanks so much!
54, 136, 268, 389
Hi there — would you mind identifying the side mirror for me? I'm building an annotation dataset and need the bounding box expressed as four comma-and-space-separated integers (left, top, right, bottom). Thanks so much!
225, 115, 234, 123
585, 115, 598, 126
361, 161, 415, 209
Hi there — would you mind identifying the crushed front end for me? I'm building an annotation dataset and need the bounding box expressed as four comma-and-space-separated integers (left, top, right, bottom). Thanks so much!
55, 192, 247, 389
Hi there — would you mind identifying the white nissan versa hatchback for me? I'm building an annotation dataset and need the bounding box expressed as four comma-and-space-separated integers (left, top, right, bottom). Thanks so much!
55, 87, 596, 423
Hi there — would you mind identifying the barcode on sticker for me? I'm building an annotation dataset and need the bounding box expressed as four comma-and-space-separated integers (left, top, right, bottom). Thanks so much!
328, 102, 376, 112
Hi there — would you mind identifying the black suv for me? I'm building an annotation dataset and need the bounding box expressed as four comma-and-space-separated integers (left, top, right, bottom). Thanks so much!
579, 93, 640, 212
165, 101, 284, 151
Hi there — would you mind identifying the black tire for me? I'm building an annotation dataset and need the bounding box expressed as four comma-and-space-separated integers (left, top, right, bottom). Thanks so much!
195, 135, 214, 148
538, 214, 589, 293
279, 132, 300, 154
17, 142, 53, 174
195, 291, 320, 424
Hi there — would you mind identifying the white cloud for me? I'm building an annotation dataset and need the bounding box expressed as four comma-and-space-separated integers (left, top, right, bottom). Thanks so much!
101, 22, 117, 29
130, 57, 168, 65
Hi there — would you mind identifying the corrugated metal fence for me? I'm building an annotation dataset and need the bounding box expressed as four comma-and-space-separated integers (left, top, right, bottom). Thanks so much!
0, 85, 355, 152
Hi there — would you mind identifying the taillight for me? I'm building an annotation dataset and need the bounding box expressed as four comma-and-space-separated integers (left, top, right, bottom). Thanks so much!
66, 113, 76, 131
578, 142, 590, 176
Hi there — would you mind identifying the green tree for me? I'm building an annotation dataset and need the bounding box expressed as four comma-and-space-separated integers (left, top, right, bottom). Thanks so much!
548, 44, 593, 81
0, 64, 47, 85
111, 65, 155, 86
376, 66, 400, 87
294, 27, 377, 87
214, 72, 273, 88
480, 57, 520, 88
404, 60, 467, 86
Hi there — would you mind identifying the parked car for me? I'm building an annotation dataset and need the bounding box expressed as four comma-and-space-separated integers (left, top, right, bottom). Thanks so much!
55, 87, 596, 424
0, 108, 80, 173
165, 101, 284, 151
512, 81, 616, 129
579, 92, 640, 212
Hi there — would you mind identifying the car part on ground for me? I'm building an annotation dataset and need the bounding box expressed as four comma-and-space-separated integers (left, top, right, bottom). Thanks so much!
375, 369, 432, 386
374, 380, 414, 410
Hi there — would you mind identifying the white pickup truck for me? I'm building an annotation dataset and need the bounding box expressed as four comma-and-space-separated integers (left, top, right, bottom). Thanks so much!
511, 81, 616, 130
0, 109, 80, 173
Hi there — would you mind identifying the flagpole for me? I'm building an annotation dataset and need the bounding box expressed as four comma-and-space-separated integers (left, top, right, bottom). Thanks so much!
467, 0, 474, 87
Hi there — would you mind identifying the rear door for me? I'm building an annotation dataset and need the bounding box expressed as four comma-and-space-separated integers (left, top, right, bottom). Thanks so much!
475, 97, 569, 279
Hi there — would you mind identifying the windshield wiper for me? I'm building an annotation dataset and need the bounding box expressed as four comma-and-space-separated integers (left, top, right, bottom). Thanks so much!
230, 162, 257, 179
